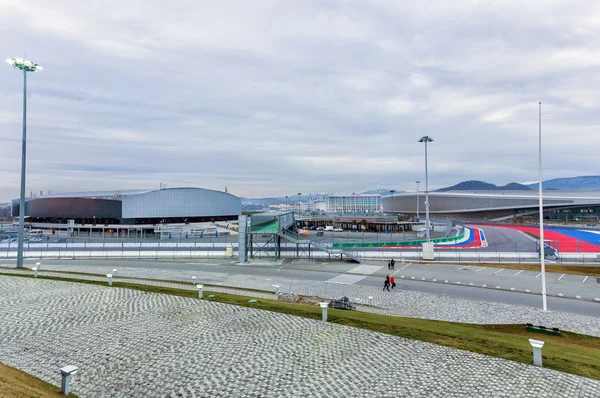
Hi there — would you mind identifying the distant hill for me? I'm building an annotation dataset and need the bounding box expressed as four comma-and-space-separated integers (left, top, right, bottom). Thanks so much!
527, 176, 600, 190
361, 189, 404, 195
437, 180, 532, 192
241, 197, 285, 205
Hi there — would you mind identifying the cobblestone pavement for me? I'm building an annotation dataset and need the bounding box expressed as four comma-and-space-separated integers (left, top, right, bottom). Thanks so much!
1, 276, 599, 398
2, 265, 599, 338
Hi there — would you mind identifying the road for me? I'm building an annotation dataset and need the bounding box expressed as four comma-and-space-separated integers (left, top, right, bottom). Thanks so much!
5, 257, 598, 318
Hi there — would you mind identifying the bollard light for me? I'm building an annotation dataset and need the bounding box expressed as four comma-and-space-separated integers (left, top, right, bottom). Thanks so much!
368, 296, 373, 306
272, 285, 280, 300
36, 262, 41, 270
196, 284, 204, 299
106, 274, 113, 287
529, 339, 545, 366
112, 269, 117, 277
319, 302, 329, 322
59, 365, 78, 396
191, 276, 196, 285
32, 267, 38, 278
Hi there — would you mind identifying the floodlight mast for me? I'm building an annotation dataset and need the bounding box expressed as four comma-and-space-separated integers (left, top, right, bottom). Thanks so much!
6, 58, 43, 268
418, 136, 433, 243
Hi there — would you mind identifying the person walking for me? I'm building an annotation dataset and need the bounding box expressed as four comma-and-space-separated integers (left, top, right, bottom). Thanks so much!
387, 259, 391, 270
390, 274, 396, 289
390, 258, 396, 269
383, 275, 391, 291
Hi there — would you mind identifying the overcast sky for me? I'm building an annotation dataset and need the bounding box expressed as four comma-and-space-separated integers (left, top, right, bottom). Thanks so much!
1, 0, 600, 201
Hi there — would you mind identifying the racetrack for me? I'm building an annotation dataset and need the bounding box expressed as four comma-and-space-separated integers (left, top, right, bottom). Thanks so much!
469, 224, 537, 252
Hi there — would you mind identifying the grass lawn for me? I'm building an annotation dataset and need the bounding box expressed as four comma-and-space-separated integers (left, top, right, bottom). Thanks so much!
2, 273, 599, 382
0, 362, 78, 397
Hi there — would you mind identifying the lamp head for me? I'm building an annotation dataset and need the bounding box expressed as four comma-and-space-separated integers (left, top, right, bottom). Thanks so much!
6, 58, 43, 72
418, 136, 433, 143
60, 365, 78, 376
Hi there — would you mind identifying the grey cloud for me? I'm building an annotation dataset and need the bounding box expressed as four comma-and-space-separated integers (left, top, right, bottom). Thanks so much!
1, 0, 600, 201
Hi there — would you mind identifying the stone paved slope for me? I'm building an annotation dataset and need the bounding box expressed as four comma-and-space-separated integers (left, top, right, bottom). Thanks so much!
0, 276, 599, 397
2, 265, 598, 338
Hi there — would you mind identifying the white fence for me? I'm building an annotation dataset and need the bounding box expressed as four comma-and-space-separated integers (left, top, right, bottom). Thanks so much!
1, 242, 600, 264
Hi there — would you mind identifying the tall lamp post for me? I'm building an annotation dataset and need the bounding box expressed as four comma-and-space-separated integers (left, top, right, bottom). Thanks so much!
6, 57, 43, 268
418, 136, 433, 243
415, 180, 421, 220
538, 102, 547, 312
390, 190, 396, 238
297, 192, 302, 215
285, 195, 288, 210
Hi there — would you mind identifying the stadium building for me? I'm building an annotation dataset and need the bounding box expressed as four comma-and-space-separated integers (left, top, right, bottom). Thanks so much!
381, 191, 600, 222
11, 187, 242, 225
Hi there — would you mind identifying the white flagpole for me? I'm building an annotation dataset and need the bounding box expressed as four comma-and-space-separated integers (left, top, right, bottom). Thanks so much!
539, 101, 547, 312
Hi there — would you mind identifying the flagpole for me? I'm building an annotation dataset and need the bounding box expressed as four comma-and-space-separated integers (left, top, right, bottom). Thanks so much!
539, 101, 547, 312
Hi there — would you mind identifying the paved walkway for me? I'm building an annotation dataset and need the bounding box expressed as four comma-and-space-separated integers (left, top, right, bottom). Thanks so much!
2, 265, 599, 338
1, 276, 599, 397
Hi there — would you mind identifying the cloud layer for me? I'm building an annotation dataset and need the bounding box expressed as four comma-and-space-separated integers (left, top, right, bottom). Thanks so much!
1, 0, 600, 201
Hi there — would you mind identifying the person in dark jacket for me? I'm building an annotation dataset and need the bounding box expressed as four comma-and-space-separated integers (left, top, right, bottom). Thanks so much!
390, 258, 396, 269
383, 275, 391, 291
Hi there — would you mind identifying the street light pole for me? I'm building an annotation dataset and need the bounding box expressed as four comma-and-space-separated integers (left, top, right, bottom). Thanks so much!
418, 136, 433, 243
415, 180, 421, 220
390, 190, 395, 240
297, 192, 301, 215
6, 57, 43, 268
538, 102, 547, 312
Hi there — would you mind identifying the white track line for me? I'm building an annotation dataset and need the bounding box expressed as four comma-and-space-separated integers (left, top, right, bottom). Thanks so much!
557, 274, 565, 281
514, 270, 523, 276
476, 267, 486, 272
535, 273, 542, 278
459, 266, 469, 270
493, 268, 504, 274
583, 276, 589, 283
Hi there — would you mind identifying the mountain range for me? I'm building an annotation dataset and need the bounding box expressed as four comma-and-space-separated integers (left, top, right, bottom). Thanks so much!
240, 176, 600, 205
436, 181, 531, 192
436, 175, 600, 192
526, 176, 600, 190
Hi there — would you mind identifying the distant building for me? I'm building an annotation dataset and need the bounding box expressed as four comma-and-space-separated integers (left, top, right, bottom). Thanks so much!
382, 190, 600, 221
326, 194, 382, 214
314, 199, 326, 212
11, 187, 241, 225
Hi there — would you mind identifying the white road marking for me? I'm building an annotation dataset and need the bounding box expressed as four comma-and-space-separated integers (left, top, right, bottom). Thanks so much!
347, 264, 381, 275
514, 270, 523, 276
583, 276, 589, 283
326, 274, 367, 285
557, 274, 565, 281
535, 273, 542, 278
459, 266, 469, 270
493, 268, 504, 274
476, 267, 486, 272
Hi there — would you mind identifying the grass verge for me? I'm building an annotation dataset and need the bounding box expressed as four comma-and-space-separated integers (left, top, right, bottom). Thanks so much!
2, 273, 600, 381
0, 362, 78, 397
